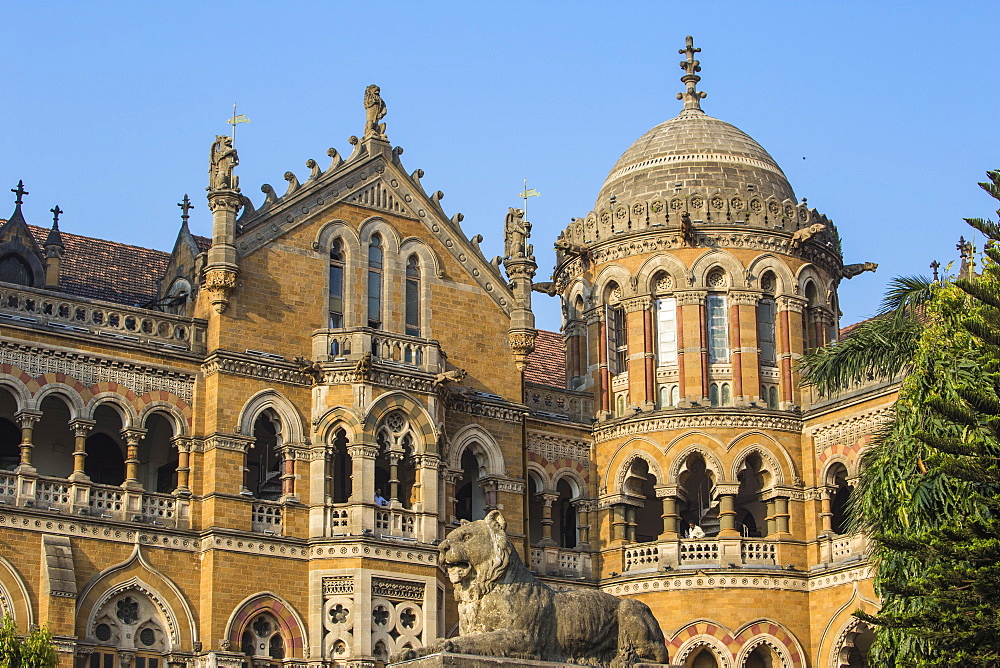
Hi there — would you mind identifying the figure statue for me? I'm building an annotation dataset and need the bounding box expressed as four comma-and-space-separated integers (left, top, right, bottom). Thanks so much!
208, 135, 239, 191
680, 211, 697, 248
393, 511, 670, 666
504, 207, 531, 259
364, 84, 387, 139
353, 351, 372, 382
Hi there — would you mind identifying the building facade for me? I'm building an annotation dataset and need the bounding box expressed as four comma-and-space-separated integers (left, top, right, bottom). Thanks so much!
0, 42, 887, 668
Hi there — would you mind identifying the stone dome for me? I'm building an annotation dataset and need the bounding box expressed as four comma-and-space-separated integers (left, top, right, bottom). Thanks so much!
596, 110, 795, 209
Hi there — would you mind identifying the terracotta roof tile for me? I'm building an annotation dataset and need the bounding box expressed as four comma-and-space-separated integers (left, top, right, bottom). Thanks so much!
194, 235, 212, 252
26, 224, 170, 307
524, 329, 565, 388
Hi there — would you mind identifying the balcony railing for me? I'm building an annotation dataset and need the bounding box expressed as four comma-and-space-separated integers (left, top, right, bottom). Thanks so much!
621, 537, 783, 573
252, 501, 283, 535
529, 545, 592, 579
822, 533, 867, 565
312, 328, 444, 374
0, 283, 206, 353
375, 508, 416, 539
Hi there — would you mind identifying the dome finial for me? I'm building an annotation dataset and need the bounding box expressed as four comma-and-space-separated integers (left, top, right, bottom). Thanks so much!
676, 36, 707, 113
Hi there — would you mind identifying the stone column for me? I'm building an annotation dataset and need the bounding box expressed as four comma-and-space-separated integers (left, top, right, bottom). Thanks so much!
388, 450, 402, 507
443, 469, 463, 523
173, 437, 191, 495
597, 316, 610, 415
764, 498, 777, 537
611, 504, 627, 542
820, 489, 834, 534
538, 492, 558, 546
279, 446, 300, 501
657, 486, 680, 540
121, 428, 147, 490
348, 443, 377, 505
774, 496, 791, 535
68, 419, 95, 482
624, 297, 651, 409
776, 297, 806, 408
731, 292, 760, 405
14, 409, 41, 473
677, 292, 705, 404
624, 505, 637, 543
572, 499, 593, 550
716, 484, 740, 538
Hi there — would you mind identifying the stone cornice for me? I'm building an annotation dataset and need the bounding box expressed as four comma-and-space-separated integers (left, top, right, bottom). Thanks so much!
448, 393, 527, 424
202, 350, 314, 386
593, 410, 801, 443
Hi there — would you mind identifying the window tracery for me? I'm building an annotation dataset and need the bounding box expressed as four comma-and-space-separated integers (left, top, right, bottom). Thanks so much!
368, 235, 383, 329
329, 238, 345, 329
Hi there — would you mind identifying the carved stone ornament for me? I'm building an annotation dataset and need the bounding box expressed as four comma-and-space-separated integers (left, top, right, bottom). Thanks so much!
504, 207, 532, 260
208, 135, 240, 192
203, 267, 239, 314
508, 329, 537, 372
364, 84, 387, 139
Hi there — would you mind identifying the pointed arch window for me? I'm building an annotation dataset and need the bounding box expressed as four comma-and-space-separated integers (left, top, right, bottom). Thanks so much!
329, 238, 345, 329
367, 235, 383, 329
605, 304, 627, 376
405, 255, 420, 337
757, 298, 776, 365
0, 254, 32, 287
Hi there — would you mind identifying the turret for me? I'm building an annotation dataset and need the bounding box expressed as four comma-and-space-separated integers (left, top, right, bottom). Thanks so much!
503, 207, 537, 373
203, 135, 241, 313
44, 205, 65, 289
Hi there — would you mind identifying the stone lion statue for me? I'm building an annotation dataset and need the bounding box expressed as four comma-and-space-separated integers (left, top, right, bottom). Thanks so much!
364, 84, 387, 138
394, 510, 669, 667
789, 223, 826, 248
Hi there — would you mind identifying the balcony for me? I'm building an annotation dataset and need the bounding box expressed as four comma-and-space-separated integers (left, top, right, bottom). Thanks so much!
529, 545, 593, 579
375, 507, 417, 540
0, 471, 189, 528
820, 533, 867, 565
621, 537, 781, 573
0, 283, 206, 353
312, 328, 444, 374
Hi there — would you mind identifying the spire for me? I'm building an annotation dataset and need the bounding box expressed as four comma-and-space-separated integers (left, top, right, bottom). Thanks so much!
7, 180, 28, 226
45, 205, 64, 248
676, 35, 707, 114
178, 194, 193, 231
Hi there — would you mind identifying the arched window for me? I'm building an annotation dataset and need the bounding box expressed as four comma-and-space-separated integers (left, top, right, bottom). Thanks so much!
829, 462, 853, 535
456, 447, 486, 522
329, 428, 352, 504
367, 235, 383, 329
405, 255, 420, 337
164, 278, 192, 316
247, 412, 282, 500
329, 238, 345, 329
735, 454, 768, 537
555, 478, 577, 548
689, 646, 720, 668
804, 281, 819, 353
757, 293, 777, 366
85, 405, 126, 486
242, 612, 284, 666
0, 254, 32, 287
720, 383, 731, 406
623, 458, 662, 543
527, 473, 544, 546
375, 411, 416, 509
89, 590, 169, 668
709, 383, 720, 407
138, 413, 177, 493
604, 283, 626, 376
678, 454, 716, 537
767, 386, 779, 409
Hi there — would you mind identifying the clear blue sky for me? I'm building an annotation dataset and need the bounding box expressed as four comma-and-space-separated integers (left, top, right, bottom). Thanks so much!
4, 2, 999, 333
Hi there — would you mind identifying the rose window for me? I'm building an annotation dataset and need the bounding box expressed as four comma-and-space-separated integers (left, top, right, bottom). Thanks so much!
95, 624, 112, 642
399, 608, 416, 629
373, 605, 390, 627
116, 597, 139, 625
252, 616, 272, 637
330, 604, 349, 624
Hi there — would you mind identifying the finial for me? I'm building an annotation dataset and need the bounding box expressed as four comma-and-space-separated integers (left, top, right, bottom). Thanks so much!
11, 180, 28, 205
930, 260, 941, 282
676, 36, 707, 113
50, 205, 63, 227
178, 194, 193, 227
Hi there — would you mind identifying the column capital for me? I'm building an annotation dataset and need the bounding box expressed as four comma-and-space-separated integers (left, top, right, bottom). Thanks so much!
776, 296, 807, 313
622, 296, 653, 314
676, 290, 707, 306
654, 485, 679, 498
537, 491, 559, 506
729, 291, 761, 306
121, 428, 147, 446
347, 444, 379, 460
14, 409, 42, 429
69, 419, 96, 438
714, 483, 741, 496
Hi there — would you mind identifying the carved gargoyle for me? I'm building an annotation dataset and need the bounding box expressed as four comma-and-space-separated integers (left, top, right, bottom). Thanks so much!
790, 223, 826, 249
532, 282, 557, 296
554, 236, 585, 258
842, 262, 878, 279
293, 356, 323, 384
433, 368, 467, 387
353, 352, 372, 382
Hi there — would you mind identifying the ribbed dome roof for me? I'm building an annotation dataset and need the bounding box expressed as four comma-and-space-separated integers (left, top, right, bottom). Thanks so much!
596, 110, 795, 209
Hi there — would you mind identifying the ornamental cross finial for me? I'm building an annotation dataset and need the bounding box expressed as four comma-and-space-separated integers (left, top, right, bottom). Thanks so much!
178, 194, 193, 225
676, 35, 707, 113
50, 205, 63, 227
10, 180, 28, 205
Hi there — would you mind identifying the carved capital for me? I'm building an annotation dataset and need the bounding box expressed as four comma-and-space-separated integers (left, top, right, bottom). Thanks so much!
777, 296, 807, 313
203, 266, 239, 314
676, 291, 707, 306
121, 428, 147, 446
622, 296, 652, 314
504, 263, 537, 282
70, 419, 96, 438
508, 329, 537, 372
729, 291, 761, 306
206, 193, 242, 213
14, 409, 42, 430
714, 483, 741, 496
348, 444, 379, 460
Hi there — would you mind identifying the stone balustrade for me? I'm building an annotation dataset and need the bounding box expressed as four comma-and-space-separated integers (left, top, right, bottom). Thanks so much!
374, 507, 417, 540
0, 284, 207, 353
529, 545, 593, 579
821, 533, 867, 565
312, 327, 444, 374
251, 501, 283, 535
621, 537, 785, 573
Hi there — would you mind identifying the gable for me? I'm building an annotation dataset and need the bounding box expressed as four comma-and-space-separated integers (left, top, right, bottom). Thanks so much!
232, 141, 514, 315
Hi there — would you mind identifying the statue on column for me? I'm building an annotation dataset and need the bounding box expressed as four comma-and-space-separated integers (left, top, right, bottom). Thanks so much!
208, 135, 240, 191
364, 84, 387, 139
504, 207, 531, 259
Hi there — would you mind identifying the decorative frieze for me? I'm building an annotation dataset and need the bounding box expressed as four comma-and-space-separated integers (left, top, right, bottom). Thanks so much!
527, 433, 592, 468
322, 576, 355, 597
0, 340, 195, 401
809, 406, 893, 454
371, 577, 425, 601
594, 412, 801, 444
449, 395, 526, 424
196, 434, 254, 453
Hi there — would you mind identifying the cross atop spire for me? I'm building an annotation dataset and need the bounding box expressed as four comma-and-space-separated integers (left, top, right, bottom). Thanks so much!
50, 205, 63, 227
10, 180, 28, 205
178, 194, 193, 227
676, 36, 707, 113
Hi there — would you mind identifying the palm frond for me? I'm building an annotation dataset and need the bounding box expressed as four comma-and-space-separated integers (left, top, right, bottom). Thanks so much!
879, 275, 935, 316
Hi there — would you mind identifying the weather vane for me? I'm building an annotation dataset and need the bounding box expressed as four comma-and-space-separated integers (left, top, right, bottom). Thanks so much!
518, 179, 540, 220
227, 104, 250, 146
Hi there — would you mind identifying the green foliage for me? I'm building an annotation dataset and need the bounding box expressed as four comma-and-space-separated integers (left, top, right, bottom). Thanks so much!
0, 616, 57, 668
846, 170, 1000, 666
